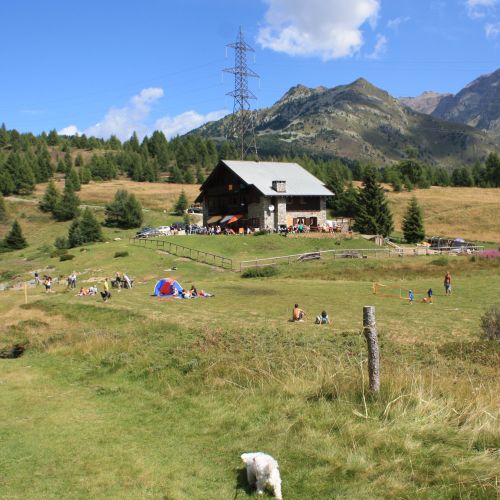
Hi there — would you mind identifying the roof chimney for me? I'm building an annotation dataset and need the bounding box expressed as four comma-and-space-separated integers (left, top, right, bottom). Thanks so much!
272, 180, 286, 193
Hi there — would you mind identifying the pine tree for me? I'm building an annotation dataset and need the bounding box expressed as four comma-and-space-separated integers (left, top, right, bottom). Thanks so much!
353, 166, 394, 237
64, 150, 73, 172
36, 146, 54, 182
3, 220, 27, 249
67, 219, 84, 247
79, 166, 92, 184
6, 153, 36, 194
104, 189, 143, 228
174, 190, 188, 215
74, 153, 84, 167
0, 193, 7, 222
39, 180, 60, 213
53, 185, 80, 221
0, 167, 15, 195
65, 167, 81, 191
402, 197, 425, 243
79, 207, 103, 243
485, 152, 500, 187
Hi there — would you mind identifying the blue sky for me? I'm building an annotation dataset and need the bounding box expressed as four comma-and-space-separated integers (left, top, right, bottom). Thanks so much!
1, 0, 499, 140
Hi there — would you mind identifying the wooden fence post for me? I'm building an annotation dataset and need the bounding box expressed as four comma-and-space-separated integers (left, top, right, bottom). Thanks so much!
363, 306, 380, 392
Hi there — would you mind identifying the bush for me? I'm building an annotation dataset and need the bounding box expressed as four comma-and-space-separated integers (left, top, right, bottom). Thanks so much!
241, 266, 279, 278
59, 254, 75, 262
430, 257, 448, 266
480, 305, 500, 341
114, 251, 129, 258
253, 230, 268, 236
54, 236, 69, 250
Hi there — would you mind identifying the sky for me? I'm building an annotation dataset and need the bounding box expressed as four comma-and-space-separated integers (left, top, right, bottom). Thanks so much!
1, 0, 499, 140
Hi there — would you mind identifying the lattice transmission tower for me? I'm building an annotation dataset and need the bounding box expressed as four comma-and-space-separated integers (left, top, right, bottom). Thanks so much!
224, 27, 259, 160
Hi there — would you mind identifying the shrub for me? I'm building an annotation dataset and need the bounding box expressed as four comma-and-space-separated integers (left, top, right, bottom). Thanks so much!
114, 251, 129, 258
253, 230, 268, 236
480, 305, 500, 341
242, 266, 279, 278
54, 236, 69, 250
430, 257, 448, 266
59, 254, 75, 262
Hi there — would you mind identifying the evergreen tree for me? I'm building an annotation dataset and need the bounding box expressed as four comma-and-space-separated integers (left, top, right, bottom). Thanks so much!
169, 165, 185, 183
485, 152, 500, 187
79, 207, 103, 243
56, 158, 67, 173
184, 168, 195, 184
0, 193, 7, 222
0, 167, 15, 195
74, 153, 84, 167
53, 185, 80, 221
6, 153, 35, 194
402, 197, 425, 243
47, 129, 59, 146
79, 166, 92, 184
36, 146, 54, 182
3, 220, 27, 249
64, 150, 73, 172
104, 189, 143, 228
0, 123, 8, 148
174, 190, 188, 215
39, 180, 60, 213
65, 167, 81, 191
67, 219, 84, 247
353, 166, 394, 237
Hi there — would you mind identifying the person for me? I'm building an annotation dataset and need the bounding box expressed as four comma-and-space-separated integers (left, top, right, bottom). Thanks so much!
408, 289, 414, 305
190, 285, 198, 297
444, 271, 452, 295
315, 310, 330, 324
89, 285, 98, 296
293, 304, 305, 321
44, 276, 52, 293
427, 288, 433, 303
68, 271, 77, 289
34, 271, 40, 286
115, 272, 122, 291
123, 273, 132, 289
172, 286, 179, 297
101, 278, 111, 302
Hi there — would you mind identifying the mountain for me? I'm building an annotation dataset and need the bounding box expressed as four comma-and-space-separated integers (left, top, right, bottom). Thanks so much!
431, 69, 500, 133
399, 91, 451, 114
195, 78, 497, 167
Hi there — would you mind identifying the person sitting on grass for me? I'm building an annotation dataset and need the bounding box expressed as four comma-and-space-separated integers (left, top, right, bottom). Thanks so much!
293, 304, 305, 322
172, 287, 179, 297
315, 310, 330, 325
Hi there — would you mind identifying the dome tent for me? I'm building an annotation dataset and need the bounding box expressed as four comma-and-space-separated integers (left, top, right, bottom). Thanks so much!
154, 278, 183, 297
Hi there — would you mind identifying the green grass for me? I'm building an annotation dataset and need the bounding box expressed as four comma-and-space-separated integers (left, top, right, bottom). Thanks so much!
0, 214, 499, 499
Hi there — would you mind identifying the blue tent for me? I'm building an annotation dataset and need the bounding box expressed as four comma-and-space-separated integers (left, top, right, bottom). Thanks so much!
154, 278, 183, 297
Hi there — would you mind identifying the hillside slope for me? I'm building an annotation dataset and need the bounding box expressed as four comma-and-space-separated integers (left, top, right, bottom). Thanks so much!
195, 78, 497, 166
399, 91, 451, 114
432, 69, 500, 133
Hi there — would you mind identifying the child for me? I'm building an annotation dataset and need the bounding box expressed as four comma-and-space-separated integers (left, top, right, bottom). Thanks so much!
408, 289, 414, 305
315, 311, 330, 325
427, 288, 433, 303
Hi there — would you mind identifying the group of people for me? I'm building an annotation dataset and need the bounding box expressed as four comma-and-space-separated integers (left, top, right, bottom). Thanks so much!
113, 272, 133, 290
408, 272, 452, 305
172, 285, 212, 299
292, 304, 330, 325
76, 285, 98, 297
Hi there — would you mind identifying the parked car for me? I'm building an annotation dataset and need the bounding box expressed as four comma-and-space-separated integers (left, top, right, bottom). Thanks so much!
157, 226, 172, 235
171, 222, 187, 231
187, 207, 203, 214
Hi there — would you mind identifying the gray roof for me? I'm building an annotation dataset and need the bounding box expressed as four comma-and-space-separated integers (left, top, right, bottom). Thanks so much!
222, 160, 333, 196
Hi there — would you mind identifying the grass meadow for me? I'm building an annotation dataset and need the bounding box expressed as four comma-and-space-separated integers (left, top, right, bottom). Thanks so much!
0, 182, 499, 498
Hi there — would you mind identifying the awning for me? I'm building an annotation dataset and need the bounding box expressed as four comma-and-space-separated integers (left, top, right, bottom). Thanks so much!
220, 215, 233, 224
207, 215, 222, 224
227, 214, 243, 224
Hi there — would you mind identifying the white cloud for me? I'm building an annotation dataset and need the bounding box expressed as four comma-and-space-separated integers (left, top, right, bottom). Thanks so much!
466, 0, 498, 18
367, 33, 387, 59
257, 0, 381, 60
386, 16, 410, 30
84, 87, 164, 140
485, 21, 500, 37
58, 125, 81, 136
155, 110, 228, 139
59, 88, 226, 141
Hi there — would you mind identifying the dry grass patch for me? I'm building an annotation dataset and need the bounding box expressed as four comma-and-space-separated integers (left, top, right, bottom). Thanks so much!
34, 179, 201, 211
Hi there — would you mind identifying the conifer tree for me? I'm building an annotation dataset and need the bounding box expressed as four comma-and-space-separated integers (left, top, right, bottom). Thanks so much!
53, 185, 80, 221
174, 190, 188, 215
402, 197, 425, 243
104, 189, 143, 228
6, 153, 36, 194
36, 146, 54, 182
0, 167, 15, 195
64, 150, 73, 172
3, 220, 27, 249
0, 123, 8, 148
79, 207, 103, 243
0, 193, 7, 222
67, 219, 84, 247
74, 153, 84, 167
65, 167, 81, 191
353, 166, 394, 237
39, 180, 60, 213
79, 166, 92, 184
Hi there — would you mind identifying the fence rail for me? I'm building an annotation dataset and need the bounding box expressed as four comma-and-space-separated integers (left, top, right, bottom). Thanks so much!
130, 237, 483, 272
129, 237, 233, 270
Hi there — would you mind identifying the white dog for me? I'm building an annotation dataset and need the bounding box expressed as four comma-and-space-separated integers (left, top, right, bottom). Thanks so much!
241, 452, 282, 499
